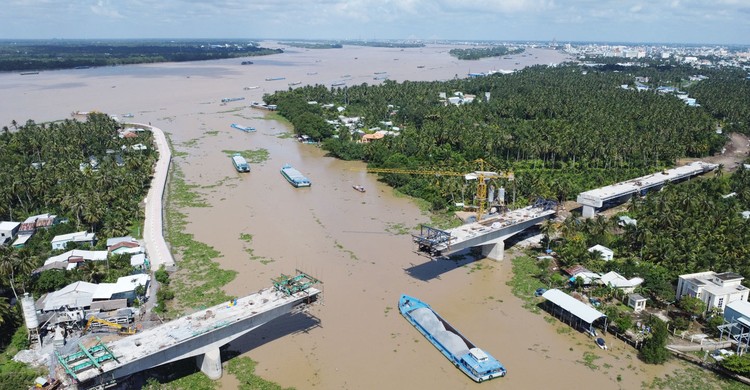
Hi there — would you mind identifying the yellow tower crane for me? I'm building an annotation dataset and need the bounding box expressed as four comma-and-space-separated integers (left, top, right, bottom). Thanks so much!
365, 160, 514, 222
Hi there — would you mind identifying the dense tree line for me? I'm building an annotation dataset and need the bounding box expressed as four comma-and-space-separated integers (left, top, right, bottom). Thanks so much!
449, 46, 524, 60
0, 113, 156, 353
0, 40, 282, 72
266, 63, 738, 210
281, 42, 343, 49
550, 164, 750, 301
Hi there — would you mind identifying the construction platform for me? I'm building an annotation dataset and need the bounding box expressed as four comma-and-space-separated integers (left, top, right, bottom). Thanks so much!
64, 272, 321, 387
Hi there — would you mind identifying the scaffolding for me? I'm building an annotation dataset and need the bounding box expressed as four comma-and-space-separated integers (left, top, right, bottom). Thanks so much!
272, 270, 322, 296
412, 225, 451, 256
717, 317, 750, 355
56, 338, 119, 381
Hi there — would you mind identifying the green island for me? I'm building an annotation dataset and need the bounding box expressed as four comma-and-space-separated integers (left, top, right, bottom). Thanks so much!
337, 40, 425, 48
449, 45, 525, 60
0, 39, 283, 72
263, 59, 750, 381
279, 41, 343, 49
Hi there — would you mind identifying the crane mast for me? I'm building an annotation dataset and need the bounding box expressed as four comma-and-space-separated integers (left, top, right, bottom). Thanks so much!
366, 160, 513, 222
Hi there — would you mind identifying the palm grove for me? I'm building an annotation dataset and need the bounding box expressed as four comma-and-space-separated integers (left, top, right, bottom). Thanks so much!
0, 114, 156, 355
264, 62, 750, 361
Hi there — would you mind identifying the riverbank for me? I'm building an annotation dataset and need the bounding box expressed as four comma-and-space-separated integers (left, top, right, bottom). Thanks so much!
0, 43, 698, 389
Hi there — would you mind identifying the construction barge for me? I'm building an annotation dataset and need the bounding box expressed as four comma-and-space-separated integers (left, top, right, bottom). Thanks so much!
60, 272, 321, 388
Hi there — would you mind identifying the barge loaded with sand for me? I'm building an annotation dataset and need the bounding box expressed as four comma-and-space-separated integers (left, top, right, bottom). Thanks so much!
399, 294, 506, 382
281, 164, 311, 187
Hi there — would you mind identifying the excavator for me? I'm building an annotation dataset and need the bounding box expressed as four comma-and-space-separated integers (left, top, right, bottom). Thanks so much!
82, 316, 137, 335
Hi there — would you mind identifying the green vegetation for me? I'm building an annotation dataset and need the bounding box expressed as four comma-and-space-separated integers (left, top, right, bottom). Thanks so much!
0, 39, 283, 72
449, 46, 524, 60
222, 149, 270, 164
338, 40, 424, 48
721, 354, 750, 376
639, 317, 670, 364
0, 324, 44, 390
164, 162, 236, 313
227, 356, 295, 390
265, 63, 743, 213
643, 367, 749, 390
281, 41, 343, 49
506, 255, 547, 312
578, 351, 601, 370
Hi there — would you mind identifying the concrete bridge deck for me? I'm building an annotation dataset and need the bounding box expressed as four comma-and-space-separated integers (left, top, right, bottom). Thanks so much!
68, 278, 320, 387
576, 161, 717, 217
414, 203, 557, 260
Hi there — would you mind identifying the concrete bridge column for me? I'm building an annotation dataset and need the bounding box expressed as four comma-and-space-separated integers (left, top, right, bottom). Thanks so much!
480, 238, 505, 261
196, 346, 222, 380
581, 205, 597, 218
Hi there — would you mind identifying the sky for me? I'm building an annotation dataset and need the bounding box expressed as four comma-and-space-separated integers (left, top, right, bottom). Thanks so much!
2, 0, 749, 45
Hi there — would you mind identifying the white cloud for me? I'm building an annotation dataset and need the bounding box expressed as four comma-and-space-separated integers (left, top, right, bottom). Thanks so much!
90, 0, 123, 18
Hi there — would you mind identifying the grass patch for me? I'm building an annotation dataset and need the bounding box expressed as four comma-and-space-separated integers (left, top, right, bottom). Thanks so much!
642, 367, 749, 390
202, 176, 239, 189
239, 233, 274, 264
205, 130, 219, 136
264, 112, 293, 126
578, 351, 601, 370
333, 240, 358, 261
385, 222, 410, 235
506, 255, 547, 313
164, 155, 236, 313
227, 356, 294, 390
182, 138, 200, 147
222, 149, 270, 164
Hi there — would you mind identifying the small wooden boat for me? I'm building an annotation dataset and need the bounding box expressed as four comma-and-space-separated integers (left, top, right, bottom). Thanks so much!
353, 185, 366, 193
596, 337, 607, 350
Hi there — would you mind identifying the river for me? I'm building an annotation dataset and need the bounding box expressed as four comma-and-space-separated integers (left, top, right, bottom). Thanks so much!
0, 43, 682, 389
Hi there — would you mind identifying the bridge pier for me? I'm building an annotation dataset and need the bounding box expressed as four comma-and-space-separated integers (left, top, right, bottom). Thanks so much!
581, 205, 597, 218
196, 346, 222, 380
480, 239, 505, 261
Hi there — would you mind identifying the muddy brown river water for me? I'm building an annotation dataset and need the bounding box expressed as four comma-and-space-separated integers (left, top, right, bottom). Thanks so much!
0, 43, 684, 389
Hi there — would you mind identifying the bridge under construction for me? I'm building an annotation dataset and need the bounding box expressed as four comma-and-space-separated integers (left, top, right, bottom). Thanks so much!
413, 199, 557, 261
57, 271, 321, 389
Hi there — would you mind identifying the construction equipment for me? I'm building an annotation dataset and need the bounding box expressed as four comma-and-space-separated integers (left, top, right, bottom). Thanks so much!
365, 159, 514, 222
82, 316, 137, 335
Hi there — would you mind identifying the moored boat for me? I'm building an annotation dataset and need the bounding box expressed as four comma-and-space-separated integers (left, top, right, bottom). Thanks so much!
232, 154, 250, 173
399, 295, 506, 382
281, 164, 311, 187
596, 337, 607, 350
231, 123, 256, 132
221, 97, 245, 103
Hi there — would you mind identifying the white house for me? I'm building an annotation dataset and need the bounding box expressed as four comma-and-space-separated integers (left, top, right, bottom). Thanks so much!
588, 244, 614, 261
677, 271, 749, 312
0, 221, 20, 245
51, 231, 96, 250
44, 250, 109, 270
628, 294, 647, 312
599, 271, 644, 293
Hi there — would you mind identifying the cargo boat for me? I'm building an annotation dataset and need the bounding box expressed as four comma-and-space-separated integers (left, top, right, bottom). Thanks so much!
398, 295, 506, 382
221, 97, 245, 103
231, 124, 256, 132
281, 164, 311, 187
232, 154, 250, 172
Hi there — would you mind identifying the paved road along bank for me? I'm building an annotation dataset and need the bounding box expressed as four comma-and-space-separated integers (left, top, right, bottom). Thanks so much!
134, 122, 175, 269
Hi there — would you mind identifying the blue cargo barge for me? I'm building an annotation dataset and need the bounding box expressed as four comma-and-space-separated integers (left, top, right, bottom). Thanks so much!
280, 164, 311, 187
398, 294, 506, 382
